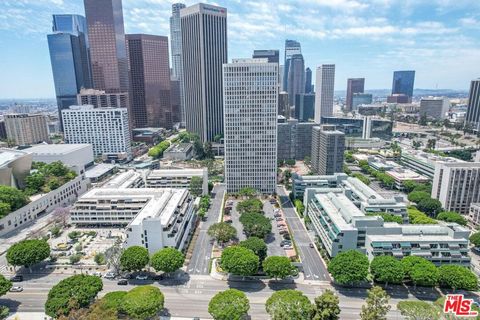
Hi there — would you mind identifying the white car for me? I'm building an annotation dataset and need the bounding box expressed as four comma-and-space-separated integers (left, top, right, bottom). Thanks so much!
135, 274, 149, 280
283, 245, 293, 250
10, 286, 23, 292
103, 272, 116, 279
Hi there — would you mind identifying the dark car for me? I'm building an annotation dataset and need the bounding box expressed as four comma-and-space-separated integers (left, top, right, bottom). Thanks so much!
117, 279, 128, 285
10, 275, 23, 282
153, 274, 165, 281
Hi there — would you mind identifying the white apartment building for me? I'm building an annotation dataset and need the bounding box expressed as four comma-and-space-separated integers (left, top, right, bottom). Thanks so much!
314, 64, 335, 122
420, 97, 450, 120
223, 58, 278, 194
62, 105, 132, 161
305, 188, 470, 266
432, 162, 480, 215
70, 188, 196, 253
145, 168, 208, 195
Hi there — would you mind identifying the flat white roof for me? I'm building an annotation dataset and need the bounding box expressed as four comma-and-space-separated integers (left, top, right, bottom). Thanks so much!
85, 164, 116, 178
25, 144, 92, 155
103, 170, 142, 189
148, 168, 205, 178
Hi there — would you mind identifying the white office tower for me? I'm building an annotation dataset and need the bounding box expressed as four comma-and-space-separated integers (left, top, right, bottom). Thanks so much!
62, 105, 132, 161
223, 59, 278, 194
314, 64, 335, 123
180, 3, 227, 141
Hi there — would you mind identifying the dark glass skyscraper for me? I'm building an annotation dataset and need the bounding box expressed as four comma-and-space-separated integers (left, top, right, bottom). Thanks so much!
170, 3, 186, 125
305, 67, 312, 93
47, 14, 92, 130
84, 0, 129, 93
392, 70, 415, 99
283, 40, 301, 92
465, 79, 480, 132
346, 78, 365, 111
126, 34, 172, 129
287, 54, 305, 106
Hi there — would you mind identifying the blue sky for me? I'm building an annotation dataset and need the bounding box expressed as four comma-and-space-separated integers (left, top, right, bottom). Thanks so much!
0, 0, 479, 99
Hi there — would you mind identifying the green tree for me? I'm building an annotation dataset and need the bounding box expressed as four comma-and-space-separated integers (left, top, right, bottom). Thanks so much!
220, 246, 259, 276
328, 250, 369, 286
470, 232, 480, 247
370, 255, 404, 287
397, 301, 440, 320
0, 185, 29, 217
94, 253, 106, 265
239, 237, 267, 262
410, 259, 439, 287
50, 225, 61, 238
68, 231, 82, 240
402, 256, 428, 278
262, 256, 297, 280
189, 176, 204, 197
45, 275, 103, 317
352, 173, 371, 185
436, 211, 467, 226
294, 199, 305, 216
408, 207, 437, 224
0, 306, 8, 320
0, 275, 12, 297
70, 254, 81, 265
119, 246, 149, 272
208, 289, 250, 320
438, 265, 478, 291
236, 198, 263, 213
239, 212, 272, 239
407, 191, 430, 204
120, 286, 164, 320
6, 239, 50, 271
101, 291, 127, 311
313, 289, 340, 320
402, 180, 421, 193
150, 248, 185, 274
265, 290, 313, 320
204, 141, 215, 159
207, 222, 237, 244
417, 198, 442, 216
360, 286, 391, 320
25, 172, 45, 194
365, 212, 402, 224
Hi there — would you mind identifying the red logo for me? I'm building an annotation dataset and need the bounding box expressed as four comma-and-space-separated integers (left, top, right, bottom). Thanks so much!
443, 294, 478, 317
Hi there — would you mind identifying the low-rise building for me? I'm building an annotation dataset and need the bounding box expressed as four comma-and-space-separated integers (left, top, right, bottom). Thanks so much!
145, 168, 208, 195
103, 170, 144, 189
400, 149, 463, 179
420, 97, 450, 120
24, 144, 94, 174
163, 143, 194, 161
385, 167, 430, 190
0, 149, 32, 188
70, 188, 196, 253
305, 188, 470, 265
85, 164, 117, 183
292, 173, 347, 199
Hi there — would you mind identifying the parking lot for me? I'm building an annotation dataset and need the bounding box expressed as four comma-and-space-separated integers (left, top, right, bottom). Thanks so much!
225, 197, 291, 257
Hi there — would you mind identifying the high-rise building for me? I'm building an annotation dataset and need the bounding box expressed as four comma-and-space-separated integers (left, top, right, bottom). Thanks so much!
287, 54, 305, 106
283, 40, 301, 94
277, 119, 316, 161
392, 70, 415, 100
4, 114, 50, 146
346, 78, 365, 111
420, 97, 450, 120
305, 67, 312, 93
84, 0, 129, 93
314, 64, 336, 122
77, 89, 129, 109
387, 93, 410, 104
465, 79, 480, 132
295, 93, 315, 121
252, 50, 279, 63
278, 92, 289, 118
352, 93, 373, 111
170, 79, 182, 124
432, 162, 480, 215
62, 105, 131, 160
311, 125, 345, 175
223, 59, 278, 194
181, 3, 227, 142
126, 34, 172, 129
170, 3, 186, 125
47, 14, 92, 129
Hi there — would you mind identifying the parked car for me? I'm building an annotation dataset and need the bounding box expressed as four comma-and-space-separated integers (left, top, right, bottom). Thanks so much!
279, 230, 288, 235
117, 279, 128, 285
283, 245, 293, 250
277, 223, 286, 228
135, 274, 149, 280
153, 274, 165, 281
283, 234, 291, 240
280, 241, 292, 247
104, 272, 116, 279
9, 286, 23, 292
10, 275, 23, 282
275, 217, 283, 221
93, 271, 102, 277
274, 214, 282, 218
309, 243, 315, 248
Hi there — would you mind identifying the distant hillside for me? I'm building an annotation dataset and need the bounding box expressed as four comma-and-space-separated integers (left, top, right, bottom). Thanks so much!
335, 89, 468, 98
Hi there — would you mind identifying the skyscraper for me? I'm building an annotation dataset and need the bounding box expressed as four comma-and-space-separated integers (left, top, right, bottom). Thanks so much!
283, 40, 301, 93
170, 3, 186, 125
305, 67, 312, 93
252, 50, 280, 63
47, 14, 92, 129
465, 79, 480, 132
314, 64, 336, 122
295, 93, 315, 121
346, 78, 365, 111
287, 54, 305, 106
223, 59, 278, 194
311, 125, 345, 175
126, 34, 172, 129
84, 0, 129, 93
4, 114, 50, 146
392, 70, 415, 100
181, 3, 227, 142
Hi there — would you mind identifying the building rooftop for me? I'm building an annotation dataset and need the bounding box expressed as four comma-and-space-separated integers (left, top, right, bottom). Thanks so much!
165, 143, 193, 153
24, 143, 92, 155
103, 170, 142, 189
314, 192, 364, 230
147, 168, 205, 178
386, 168, 430, 181
0, 149, 29, 168
85, 164, 116, 179
402, 149, 464, 166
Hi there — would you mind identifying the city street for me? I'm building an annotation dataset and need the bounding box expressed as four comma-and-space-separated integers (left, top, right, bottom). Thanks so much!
0, 272, 412, 319
187, 184, 225, 275
277, 186, 331, 282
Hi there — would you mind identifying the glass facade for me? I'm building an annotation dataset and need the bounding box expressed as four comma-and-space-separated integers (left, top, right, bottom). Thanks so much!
392, 70, 415, 97
321, 116, 393, 140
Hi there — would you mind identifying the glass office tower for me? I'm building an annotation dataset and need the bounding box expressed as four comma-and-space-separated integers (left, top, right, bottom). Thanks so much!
392, 70, 415, 98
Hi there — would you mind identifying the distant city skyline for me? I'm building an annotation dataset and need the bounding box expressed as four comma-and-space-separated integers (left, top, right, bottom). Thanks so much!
1, 0, 480, 98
